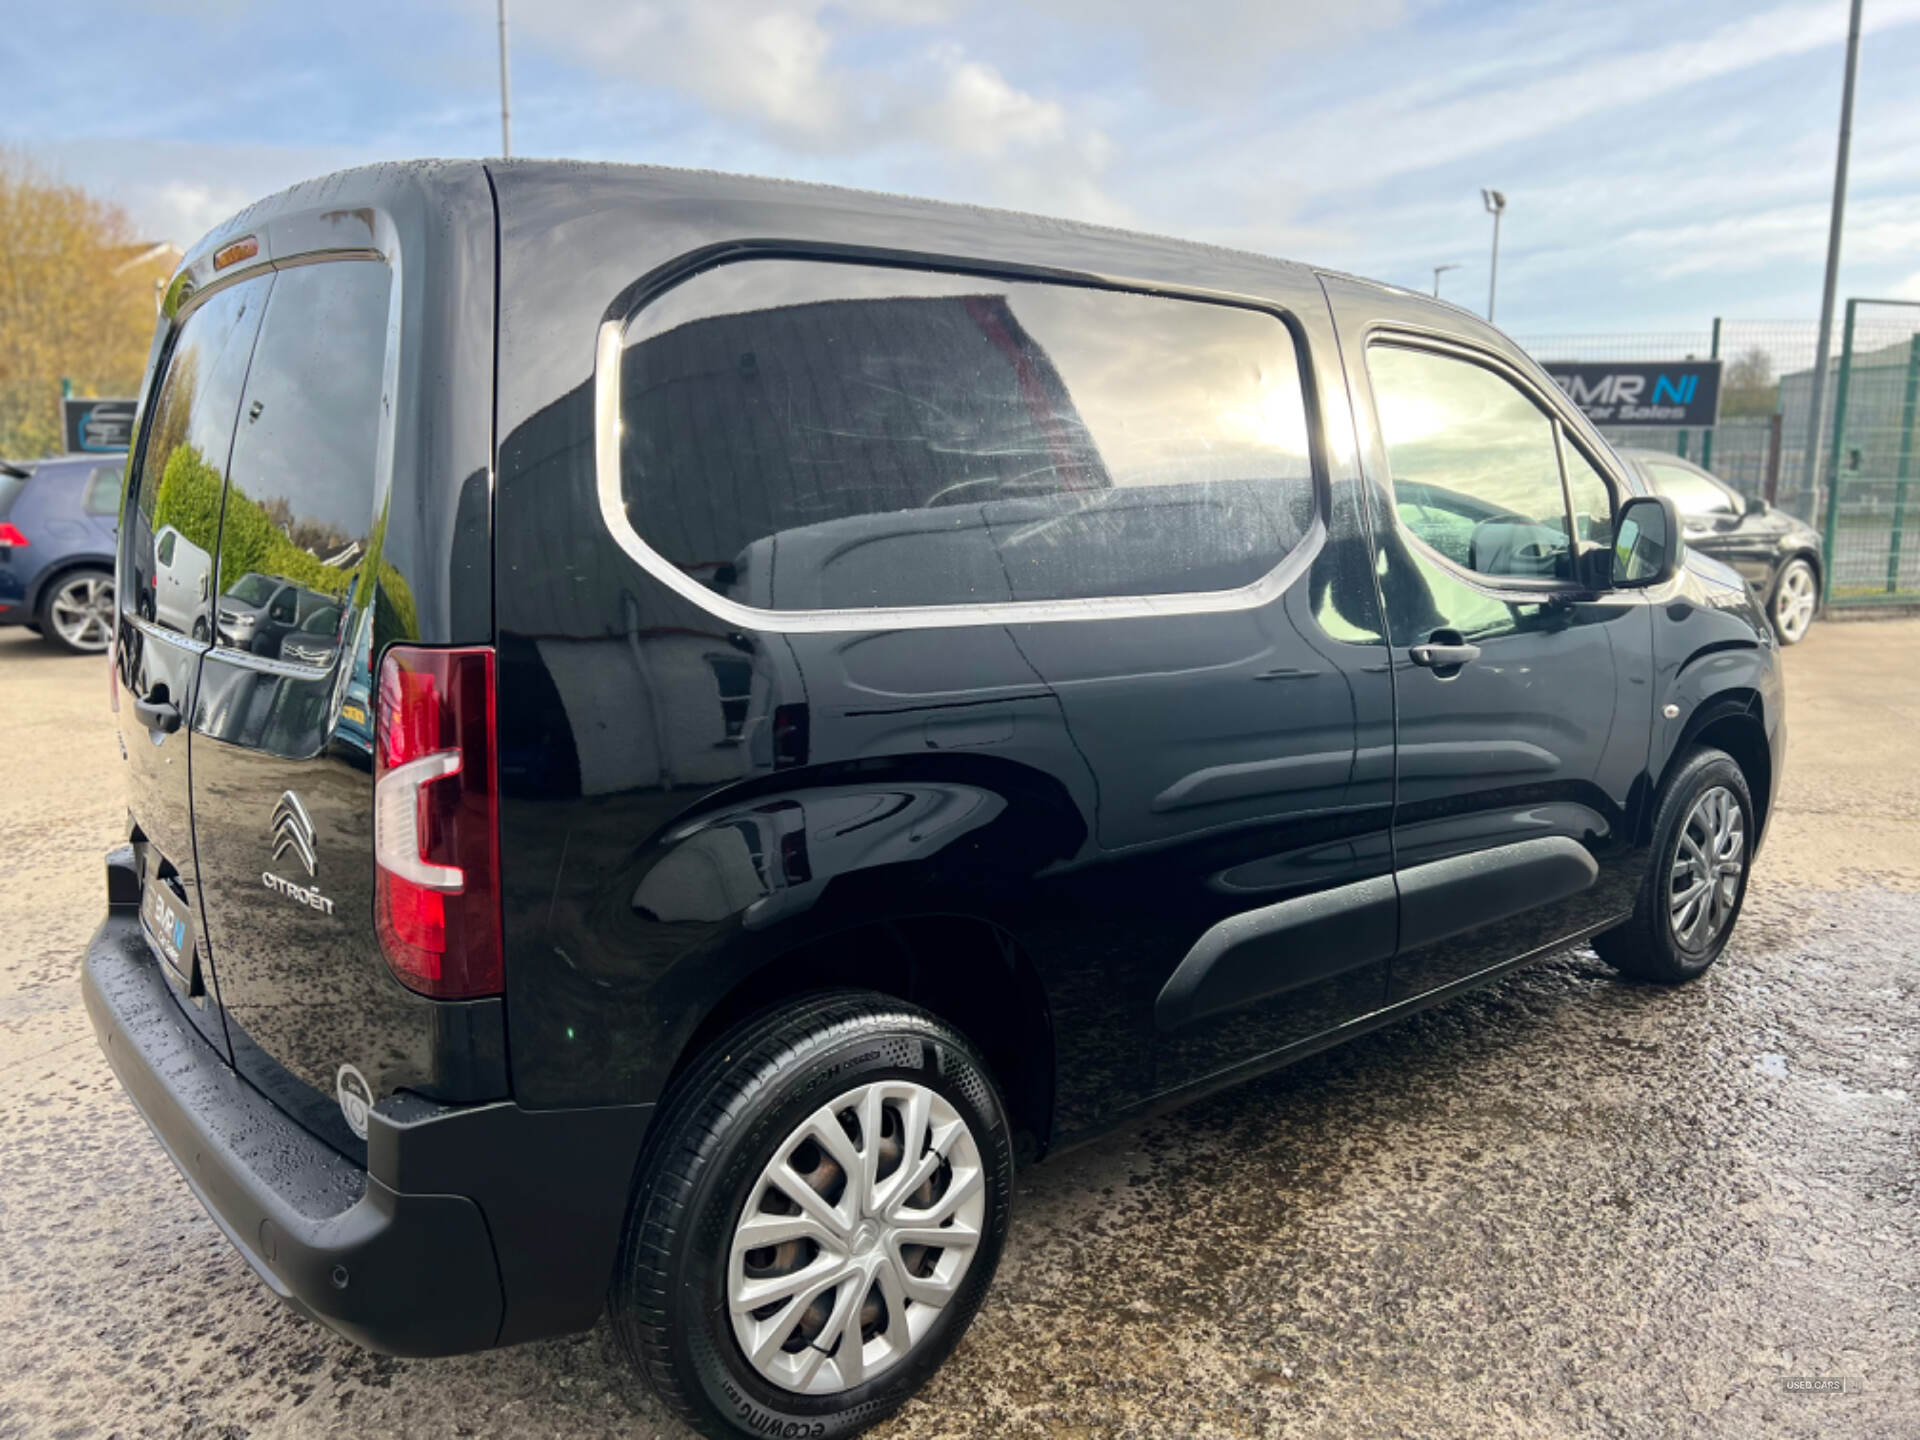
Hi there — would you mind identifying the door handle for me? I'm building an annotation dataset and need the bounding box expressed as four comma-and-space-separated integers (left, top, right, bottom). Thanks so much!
1409, 634, 1481, 671
133, 695, 182, 734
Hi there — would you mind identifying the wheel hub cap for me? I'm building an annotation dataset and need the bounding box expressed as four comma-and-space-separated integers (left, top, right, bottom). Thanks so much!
727, 1079, 985, 1396
1669, 784, 1745, 951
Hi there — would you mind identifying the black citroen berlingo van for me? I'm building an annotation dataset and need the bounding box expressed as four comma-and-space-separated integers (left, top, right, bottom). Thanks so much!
87, 160, 1785, 1440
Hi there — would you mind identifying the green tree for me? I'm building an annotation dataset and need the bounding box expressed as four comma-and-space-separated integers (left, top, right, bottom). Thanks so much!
0, 151, 167, 457
1722, 346, 1778, 418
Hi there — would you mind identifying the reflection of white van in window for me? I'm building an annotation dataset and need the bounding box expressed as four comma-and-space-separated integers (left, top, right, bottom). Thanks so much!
149, 524, 212, 638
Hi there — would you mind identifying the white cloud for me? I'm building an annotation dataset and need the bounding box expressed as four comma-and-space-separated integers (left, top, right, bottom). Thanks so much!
1255, 0, 1920, 196
25, 138, 369, 248
924, 56, 1070, 157
145, 179, 260, 245
504, 0, 890, 148
1013, 0, 1409, 99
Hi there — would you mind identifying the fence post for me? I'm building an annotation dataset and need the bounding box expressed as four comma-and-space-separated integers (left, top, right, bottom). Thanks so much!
1889, 333, 1920, 595
1819, 299, 1857, 605
1702, 317, 1722, 470
1766, 412, 1783, 504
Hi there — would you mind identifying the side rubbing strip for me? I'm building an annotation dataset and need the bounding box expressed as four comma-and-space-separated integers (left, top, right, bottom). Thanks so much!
1155, 876, 1397, 1032
1395, 836, 1599, 953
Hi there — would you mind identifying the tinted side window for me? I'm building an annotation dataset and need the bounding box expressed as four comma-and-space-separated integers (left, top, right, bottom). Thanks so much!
214, 260, 392, 666
618, 260, 1316, 612
1370, 345, 1573, 582
124, 277, 271, 636
1645, 461, 1735, 517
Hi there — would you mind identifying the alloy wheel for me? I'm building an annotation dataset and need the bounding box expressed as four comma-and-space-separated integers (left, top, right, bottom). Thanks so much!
48, 574, 115, 652
1669, 784, 1745, 951
1774, 562, 1817, 643
728, 1080, 986, 1396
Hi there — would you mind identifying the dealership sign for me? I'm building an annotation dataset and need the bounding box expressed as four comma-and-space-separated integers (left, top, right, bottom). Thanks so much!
1542, 360, 1722, 427
62, 398, 138, 454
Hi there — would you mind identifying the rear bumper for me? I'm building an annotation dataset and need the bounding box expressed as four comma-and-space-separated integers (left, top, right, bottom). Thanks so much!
83, 848, 652, 1356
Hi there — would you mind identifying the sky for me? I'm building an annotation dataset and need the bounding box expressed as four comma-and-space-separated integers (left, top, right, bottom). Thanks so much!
6, 0, 1920, 336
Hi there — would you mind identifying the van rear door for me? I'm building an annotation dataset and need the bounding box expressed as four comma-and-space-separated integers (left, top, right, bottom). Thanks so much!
187, 256, 507, 1156
185, 258, 427, 1153
116, 275, 273, 1057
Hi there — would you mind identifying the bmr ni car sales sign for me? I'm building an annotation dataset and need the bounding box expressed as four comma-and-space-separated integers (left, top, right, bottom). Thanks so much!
1543, 361, 1722, 427
61, 398, 138, 454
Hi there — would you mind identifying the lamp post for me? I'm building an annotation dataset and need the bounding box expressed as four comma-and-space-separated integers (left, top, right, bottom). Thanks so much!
497, 0, 513, 159
1481, 188, 1507, 322
1432, 263, 1462, 299
1801, 0, 1865, 525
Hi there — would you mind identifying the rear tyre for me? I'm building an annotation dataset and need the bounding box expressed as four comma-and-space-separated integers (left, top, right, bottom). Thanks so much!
612, 991, 1014, 1440
41, 568, 115, 654
1595, 746, 1754, 983
1769, 558, 1818, 645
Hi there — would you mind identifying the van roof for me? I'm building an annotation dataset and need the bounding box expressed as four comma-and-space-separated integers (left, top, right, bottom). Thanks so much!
170, 156, 1472, 326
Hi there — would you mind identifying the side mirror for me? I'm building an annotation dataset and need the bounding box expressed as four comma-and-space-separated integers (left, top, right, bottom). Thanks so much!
1745, 494, 1769, 516
1611, 494, 1683, 588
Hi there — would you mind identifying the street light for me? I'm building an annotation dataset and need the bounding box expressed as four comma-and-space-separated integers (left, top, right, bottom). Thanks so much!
497, 0, 513, 159
1481, 188, 1507, 322
1801, 0, 1865, 524
1432, 263, 1461, 299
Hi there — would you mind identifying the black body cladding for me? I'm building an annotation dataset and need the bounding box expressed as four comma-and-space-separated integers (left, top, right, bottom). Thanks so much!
86, 160, 1787, 1363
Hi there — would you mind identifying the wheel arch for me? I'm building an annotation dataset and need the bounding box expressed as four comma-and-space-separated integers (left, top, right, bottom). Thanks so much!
661, 913, 1058, 1161
1661, 690, 1772, 842
29, 554, 116, 618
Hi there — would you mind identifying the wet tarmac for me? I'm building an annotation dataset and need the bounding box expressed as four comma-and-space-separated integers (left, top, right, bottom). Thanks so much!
1, 619, 1914, 1439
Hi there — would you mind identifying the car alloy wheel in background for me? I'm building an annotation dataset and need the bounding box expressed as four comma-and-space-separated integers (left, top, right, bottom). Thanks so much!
45, 572, 115, 654
1772, 560, 1818, 645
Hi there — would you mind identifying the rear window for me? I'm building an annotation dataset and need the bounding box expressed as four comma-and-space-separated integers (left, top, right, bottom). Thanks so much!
124, 276, 271, 637
83, 465, 122, 517
212, 259, 392, 666
0, 474, 26, 519
617, 259, 1317, 613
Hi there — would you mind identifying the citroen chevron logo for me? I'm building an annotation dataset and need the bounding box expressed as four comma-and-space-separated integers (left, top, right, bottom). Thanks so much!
271, 791, 318, 877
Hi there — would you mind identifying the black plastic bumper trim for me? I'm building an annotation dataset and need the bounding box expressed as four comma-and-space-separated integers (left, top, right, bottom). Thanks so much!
84, 905, 506, 1356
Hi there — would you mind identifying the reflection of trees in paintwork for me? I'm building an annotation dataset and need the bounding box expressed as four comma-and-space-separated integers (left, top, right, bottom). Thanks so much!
152, 443, 417, 646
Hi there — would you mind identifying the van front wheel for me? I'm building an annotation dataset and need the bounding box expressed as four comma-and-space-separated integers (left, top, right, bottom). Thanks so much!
612, 991, 1014, 1440
1596, 746, 1754, 983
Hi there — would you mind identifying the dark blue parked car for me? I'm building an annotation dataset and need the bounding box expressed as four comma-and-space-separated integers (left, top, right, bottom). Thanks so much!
0, 453, 124, 653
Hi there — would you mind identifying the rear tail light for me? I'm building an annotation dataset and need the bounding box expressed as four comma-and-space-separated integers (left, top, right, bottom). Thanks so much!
0, 522, 28, 547
373, 646, 501, 998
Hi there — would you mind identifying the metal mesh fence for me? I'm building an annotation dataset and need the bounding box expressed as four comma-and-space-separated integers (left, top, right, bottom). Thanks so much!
1514, 320, 1826, 518
1813, 301, 1920, 606
1518, 313, 1920, 611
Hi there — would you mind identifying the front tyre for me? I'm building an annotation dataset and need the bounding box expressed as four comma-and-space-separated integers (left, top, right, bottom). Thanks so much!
1595, 746, 1754, 983
613, 991, 1014, 1440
